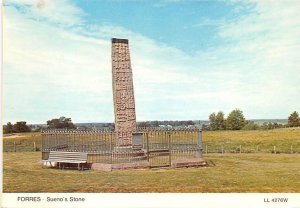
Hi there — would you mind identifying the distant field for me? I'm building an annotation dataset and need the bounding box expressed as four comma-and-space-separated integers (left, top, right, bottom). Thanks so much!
3, 152, 300, 192
3, 128, 300, 153
203, 128, 300, 153
3, 132, 41, 152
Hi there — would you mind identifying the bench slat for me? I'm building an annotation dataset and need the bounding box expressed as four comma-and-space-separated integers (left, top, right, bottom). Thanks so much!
47, 160, 87, 163
47, 151, 87, 163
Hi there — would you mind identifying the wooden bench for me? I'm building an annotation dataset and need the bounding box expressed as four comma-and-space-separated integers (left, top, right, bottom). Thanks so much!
43, 151, 88, 170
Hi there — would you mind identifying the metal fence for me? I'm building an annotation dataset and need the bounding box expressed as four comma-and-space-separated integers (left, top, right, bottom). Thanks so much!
202, 143, 299, 154
41, 128, 203, 166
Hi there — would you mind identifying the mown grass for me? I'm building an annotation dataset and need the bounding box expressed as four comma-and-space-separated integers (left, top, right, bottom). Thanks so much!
3, 152, 300, 192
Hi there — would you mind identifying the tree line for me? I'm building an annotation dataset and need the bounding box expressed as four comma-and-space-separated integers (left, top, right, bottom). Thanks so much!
137, 120, 195, 128
3, 116, 76, 134
3, 111, 300, 133
3, 121, 32, 134
208, 109, 300, 131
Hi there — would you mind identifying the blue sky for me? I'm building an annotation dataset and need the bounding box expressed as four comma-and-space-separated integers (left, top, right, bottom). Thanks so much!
3, 0, 300, 124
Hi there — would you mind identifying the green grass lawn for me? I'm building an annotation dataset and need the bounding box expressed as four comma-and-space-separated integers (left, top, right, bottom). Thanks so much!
3, 152, 300, 192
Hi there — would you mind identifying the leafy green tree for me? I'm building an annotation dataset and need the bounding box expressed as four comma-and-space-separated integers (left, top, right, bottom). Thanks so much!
186, 120, 195, 126
215, 111, 226, 130
12, 121, 31, 133
208, 112, 217, 130
47, 116, 76, 129
3, 122, 14, 134
209, 111, 226, 130
288, 111, 300, 127
261, 122, 273, 130
152, 120, 159, 127
242, 122, 259, 130
138, 121, 151, 128
226, 109, 246, 130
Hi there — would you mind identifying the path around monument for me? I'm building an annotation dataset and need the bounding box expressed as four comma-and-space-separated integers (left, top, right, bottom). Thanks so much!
3, 152, 300, 192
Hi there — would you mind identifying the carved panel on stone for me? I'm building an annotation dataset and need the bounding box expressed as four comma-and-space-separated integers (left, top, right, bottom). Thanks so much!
111, 38, 137, 146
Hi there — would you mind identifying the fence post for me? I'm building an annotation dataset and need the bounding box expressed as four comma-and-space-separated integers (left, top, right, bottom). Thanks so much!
73, 133, 75, 150
33, 142, 36, 152
206, 144, 208, 154
256, 145, 259, 153
273, 145, 276, 154
110, 133, 113, 164
291, 145, 293, 154
240, 145, 242, 154
197, 129, 203, 158
222, 145, 224, 154
14, 141, 16, 152
146, 133, 150, 162
41, 131, 43, 152
168, 132, 172, 167
55, 133, 57, 150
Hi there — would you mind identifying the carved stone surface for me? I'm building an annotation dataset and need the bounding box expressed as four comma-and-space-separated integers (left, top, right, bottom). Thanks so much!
111, 38, 137, 146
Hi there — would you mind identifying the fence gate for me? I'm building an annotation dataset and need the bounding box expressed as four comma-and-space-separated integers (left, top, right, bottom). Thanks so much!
146, 131, 171, 168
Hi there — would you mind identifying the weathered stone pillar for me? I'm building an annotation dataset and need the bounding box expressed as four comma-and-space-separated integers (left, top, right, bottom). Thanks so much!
111, 38, 137, 147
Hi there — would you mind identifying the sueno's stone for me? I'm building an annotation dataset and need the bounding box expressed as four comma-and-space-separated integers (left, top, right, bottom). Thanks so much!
111, 38, 137, 147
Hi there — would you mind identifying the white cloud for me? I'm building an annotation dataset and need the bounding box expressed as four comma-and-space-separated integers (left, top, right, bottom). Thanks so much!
190, 0, 300, 118
3, 4, 113, 123
6, 0, 85, 25
193, 18, 226, 27
3, 0, 300, 123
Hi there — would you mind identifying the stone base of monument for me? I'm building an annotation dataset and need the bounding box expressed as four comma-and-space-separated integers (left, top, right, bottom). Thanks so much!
91, 161, 149, 171
90, 158, 207, 171
171, 158, 207, 168
111, 146, 146, 159
89, 146, 207, 171
113, 146, 134, 152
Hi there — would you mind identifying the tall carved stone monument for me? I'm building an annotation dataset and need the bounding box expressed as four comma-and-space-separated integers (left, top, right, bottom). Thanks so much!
111, 38, 137, 147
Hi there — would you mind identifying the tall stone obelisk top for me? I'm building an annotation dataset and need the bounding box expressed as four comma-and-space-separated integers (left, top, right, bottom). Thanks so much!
111, 38, 137, 146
